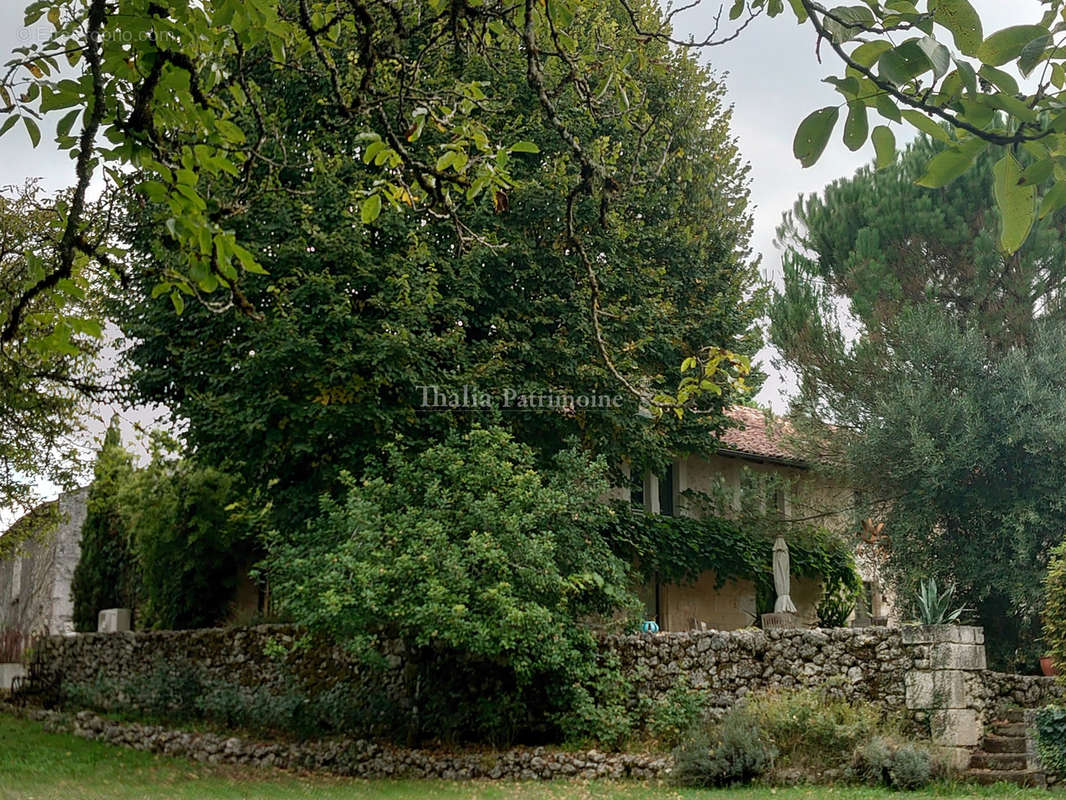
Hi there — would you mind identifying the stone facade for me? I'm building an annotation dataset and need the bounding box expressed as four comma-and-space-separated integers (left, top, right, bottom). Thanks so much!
628, 445, 892, 630
0, 489, 87, 637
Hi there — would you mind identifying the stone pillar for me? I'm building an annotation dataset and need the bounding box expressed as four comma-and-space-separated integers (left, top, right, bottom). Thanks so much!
97, 608, 131, 633
902, 625, 985, 770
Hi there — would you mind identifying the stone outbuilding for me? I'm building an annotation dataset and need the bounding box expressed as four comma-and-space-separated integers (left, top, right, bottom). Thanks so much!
0, 488, 88, 637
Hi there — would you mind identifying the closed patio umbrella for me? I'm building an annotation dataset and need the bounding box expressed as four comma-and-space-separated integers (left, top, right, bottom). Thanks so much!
773, 536, 797, 614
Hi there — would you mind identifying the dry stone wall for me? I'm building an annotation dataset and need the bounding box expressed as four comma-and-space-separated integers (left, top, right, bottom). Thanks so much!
15, 708, 670, 780
975, 671, 1066, 715
24, 622, 1064, 774
35, 625, 922, 712
610, 627, 913, 712
29, 625, 406, 698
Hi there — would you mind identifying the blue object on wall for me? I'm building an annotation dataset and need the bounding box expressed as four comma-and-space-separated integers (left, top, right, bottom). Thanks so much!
640, 620, 660, 634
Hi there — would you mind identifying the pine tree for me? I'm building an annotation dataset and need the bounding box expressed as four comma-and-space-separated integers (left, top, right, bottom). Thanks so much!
770, 135, 1066, 671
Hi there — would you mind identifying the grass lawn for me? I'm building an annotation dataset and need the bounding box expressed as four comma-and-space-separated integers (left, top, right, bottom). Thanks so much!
0, 713, 1056, 800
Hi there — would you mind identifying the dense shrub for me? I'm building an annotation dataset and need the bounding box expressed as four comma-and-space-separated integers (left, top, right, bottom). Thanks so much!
748, 687, 881, 773
850, 736, 895, 786
670, 689, 932, 788
62, 660, 396, 740
118, 438, 263, 630
1036, 705, 1066, 776
850, 736, 935, 790
672, 707, 776, 787
71, 427, 264, 633
1043, 544, 1066, 680
266, 428, 639, 745
816, 586, 857, 628
642, 681, 708, 749
888, 743, 935, 790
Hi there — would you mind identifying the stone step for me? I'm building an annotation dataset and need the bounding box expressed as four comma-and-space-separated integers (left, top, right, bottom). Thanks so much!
982, 735, 1027, 754
967, 769, 1046, 788
992, 722, 1028, 738
1001, 709, 1027, 723
969, 752, 1027, 771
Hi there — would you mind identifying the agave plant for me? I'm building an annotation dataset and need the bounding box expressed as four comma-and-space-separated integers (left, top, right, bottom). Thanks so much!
914, 577, 964, 625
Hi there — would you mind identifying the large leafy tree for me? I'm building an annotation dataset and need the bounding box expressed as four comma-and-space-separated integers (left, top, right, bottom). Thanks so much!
0, 182, 101, 517
5, 0, 1066, 392
770, 135, 1066, 670
110, 4, 763, 525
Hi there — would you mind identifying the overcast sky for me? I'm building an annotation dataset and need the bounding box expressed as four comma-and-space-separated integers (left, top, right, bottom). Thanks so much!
0, 1, 1049, 510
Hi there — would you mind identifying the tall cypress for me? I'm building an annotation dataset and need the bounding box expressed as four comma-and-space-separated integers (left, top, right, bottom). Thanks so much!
70, 416, 136, 632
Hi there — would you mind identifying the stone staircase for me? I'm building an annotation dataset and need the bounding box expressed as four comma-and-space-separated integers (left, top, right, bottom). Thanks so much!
967, 710, 1046, 787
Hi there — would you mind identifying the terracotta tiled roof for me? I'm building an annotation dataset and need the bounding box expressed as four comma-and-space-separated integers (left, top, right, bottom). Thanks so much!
716, 406, 806, 466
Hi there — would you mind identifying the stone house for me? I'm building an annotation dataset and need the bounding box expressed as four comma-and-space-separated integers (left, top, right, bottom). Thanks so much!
0, 488, 88, 638
630, 405, 891, 631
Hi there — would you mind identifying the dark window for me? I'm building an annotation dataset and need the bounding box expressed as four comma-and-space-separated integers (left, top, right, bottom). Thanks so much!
774, 485, 787, 516
632, 475, 645, 509
659, 464, 674, 516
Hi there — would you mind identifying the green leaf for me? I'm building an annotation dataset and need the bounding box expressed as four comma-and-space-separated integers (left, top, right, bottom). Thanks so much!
955, 59, 977, 95
843, 101, 869, 152
916, 36, 951, 80
1039, 180, 1066, 219
22, 116, 40, 147
70, 317, 102, 338
793, 106, 840, 168
875, 94, 902, 123
1019, 34, 1054, 78
900, 110, 951, 143
824, 6, 875, 44
992, 153, 1036, 254
787, 0, 808, 23
958, 97, 994, 129
361, 193, 382, 224
872, 125, 896, 170
170, 290, 185, 315
435, 150, 456, 171
1020, 158, 1055, 187
933, 0, 983, 56
362, 140, 386, 165
877, 40, 934, 85
0, 116, 19, 138
983, 94, 1038, 124
915, 139, 985, 187
824, 76, 860, 98
850, 40, 892, 68
976, 25, 1051, 67
509, 141, 540, 154
977, 65, 1019, 95
56, 108, 80, 138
